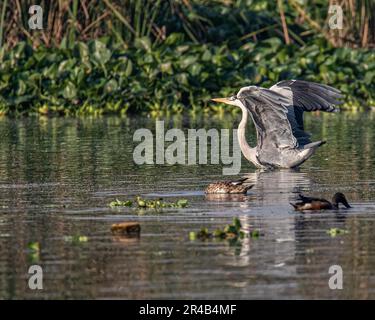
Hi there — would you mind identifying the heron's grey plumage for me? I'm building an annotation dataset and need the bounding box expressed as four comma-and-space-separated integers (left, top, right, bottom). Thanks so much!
233, 80, 343, 168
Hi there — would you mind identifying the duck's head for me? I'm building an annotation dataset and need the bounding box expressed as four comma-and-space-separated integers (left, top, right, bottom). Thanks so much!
332, 192, 351, 208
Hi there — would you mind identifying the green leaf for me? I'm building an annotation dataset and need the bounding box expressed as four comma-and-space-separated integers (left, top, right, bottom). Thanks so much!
62, 82, 77, 99
104, 79, 118, 93
89, 40, 111, 64
134, 37, 152, 52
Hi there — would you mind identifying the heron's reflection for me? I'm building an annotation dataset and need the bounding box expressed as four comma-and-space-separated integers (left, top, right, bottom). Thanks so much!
242, 168, 310, 204
221, 168, 313, 268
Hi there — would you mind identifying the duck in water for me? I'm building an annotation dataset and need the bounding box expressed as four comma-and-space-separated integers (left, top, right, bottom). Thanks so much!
290, 193, 351, 211
205, 178, 254, 194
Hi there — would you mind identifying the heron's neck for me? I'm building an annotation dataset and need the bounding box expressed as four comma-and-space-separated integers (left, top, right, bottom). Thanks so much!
237, 106, 259, 166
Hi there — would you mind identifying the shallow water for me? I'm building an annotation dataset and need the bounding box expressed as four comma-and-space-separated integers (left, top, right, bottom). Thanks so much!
0, 112, 375, 299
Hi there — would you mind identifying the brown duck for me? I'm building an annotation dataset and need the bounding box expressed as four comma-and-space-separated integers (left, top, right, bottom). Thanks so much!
291, 193, 351, 211
205, 178, 254, 194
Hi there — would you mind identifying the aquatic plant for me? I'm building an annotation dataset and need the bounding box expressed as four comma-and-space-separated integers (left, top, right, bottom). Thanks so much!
109, 199, 133, 207
109, 196, 188, 209
0, 38, 373, 116
64, 235, 89, 244
26, 241, 40, 263
0, 1, 373, 115
189, 217, 261, 241
327, 228, 349, 237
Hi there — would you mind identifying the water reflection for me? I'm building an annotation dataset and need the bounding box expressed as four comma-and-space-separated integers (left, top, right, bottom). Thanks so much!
0, 114, 375, 299
243, 169, 311, 203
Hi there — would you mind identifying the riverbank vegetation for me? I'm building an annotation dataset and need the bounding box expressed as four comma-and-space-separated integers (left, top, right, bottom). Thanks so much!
0, 0, 374, 116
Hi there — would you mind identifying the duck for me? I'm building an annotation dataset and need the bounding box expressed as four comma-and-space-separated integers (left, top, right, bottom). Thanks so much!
205, 178, 254, 194
290, 193, 351, 211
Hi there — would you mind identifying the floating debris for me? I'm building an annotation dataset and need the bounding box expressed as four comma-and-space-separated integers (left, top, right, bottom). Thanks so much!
276, 237, 295, 243
109, 199, 133, 207
109, 196, 188, 209
327, 228, 349, 237
111, 222, 141, 236
27, 242, 40, 263
27, 242, 40, 252
64, 235, 89, 243
189, 217, 261, 241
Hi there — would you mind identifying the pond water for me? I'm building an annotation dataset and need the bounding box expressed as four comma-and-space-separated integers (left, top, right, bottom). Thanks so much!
0, 112, 375, 299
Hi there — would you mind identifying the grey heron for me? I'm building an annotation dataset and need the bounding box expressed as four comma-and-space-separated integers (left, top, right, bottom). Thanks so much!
212, 80, 343, 169
290, 193, 351, 211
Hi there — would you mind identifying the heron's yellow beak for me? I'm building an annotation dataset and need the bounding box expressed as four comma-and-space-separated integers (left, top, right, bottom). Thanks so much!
211, 97, 232, 105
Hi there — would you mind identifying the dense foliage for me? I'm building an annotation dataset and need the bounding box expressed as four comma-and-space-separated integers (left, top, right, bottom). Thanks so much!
0, 36, 373, 116
0, 1, 374, 115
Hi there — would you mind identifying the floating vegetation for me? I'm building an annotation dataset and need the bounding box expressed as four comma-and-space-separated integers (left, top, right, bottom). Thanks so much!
27, 241, 40, 263
109, 199, 133, 208
327, 228, 349, 237
64, 235, 89, 244
27, 242, 40, 252
62, 234, 89, 247
111, 222, 141, 236
109, 196, 188, 209
1, 39, 373, 116
189, 217, 261, 241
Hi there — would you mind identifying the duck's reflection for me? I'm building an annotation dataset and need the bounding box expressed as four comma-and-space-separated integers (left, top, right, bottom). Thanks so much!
205, 193, 254, 202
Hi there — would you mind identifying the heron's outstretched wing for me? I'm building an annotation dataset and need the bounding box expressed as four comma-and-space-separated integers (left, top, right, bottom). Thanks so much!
269, 80, 343, 145
237, 81, 343, 150
237, 86, 298, 150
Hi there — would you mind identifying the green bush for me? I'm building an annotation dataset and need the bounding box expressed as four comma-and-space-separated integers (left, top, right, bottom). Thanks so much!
0, 34, 373, 116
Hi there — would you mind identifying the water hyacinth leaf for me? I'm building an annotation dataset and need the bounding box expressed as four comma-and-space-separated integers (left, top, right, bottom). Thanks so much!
89, 40, 111, 64
189, 231, 197, 241
109, 196, 188, 209
71, 67, 85, 84
109, 199, 133, 207
327, 228, 349, 237
176, 199, 188, 208
16, 80, 26, 95
62, 82, 77, 99
201, 49, 212, 61
364, 71, 374, 85
58, 59, 77, 74
124, 59, 133, 77
33, 51, 47, 63
27, 242, 40, 263
179, 55, 198, 69
27, 242, 40, 252
7, 95, 34, 105
75, 42, 89, 62
134, 36, 152, 52
104, 79, 119, 93
160, 62, 173, 74
190, 217, 260, 241
64, 235, 89, 243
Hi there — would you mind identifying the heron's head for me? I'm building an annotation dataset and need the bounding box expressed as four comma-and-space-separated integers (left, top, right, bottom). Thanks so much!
211, 95, 243, 107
